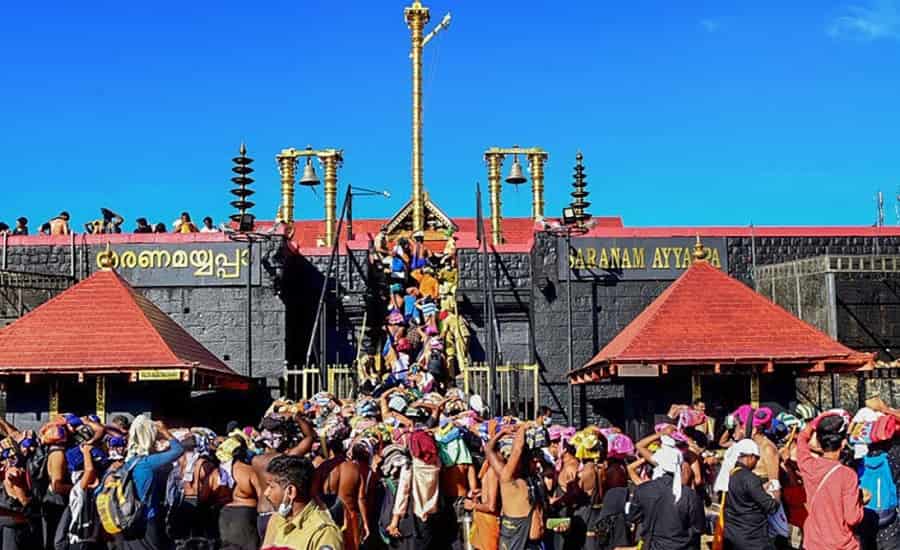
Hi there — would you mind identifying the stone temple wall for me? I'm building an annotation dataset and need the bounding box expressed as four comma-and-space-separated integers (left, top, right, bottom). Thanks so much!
529, 232, 900, 426
6, 231, 900, 428
1, 240, 286, 385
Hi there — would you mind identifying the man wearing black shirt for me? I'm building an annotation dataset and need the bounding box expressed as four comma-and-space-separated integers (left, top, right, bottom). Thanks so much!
724, 439, 780, 550
628, 444, 705, 550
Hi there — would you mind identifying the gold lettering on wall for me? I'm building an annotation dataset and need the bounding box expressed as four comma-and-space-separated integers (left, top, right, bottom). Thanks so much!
95, 247, 251, 281
568, 244, 725, 274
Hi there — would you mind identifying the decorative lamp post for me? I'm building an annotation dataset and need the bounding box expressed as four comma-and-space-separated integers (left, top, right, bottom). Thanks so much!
226, 144, 280, 381
548, 152, 592, 426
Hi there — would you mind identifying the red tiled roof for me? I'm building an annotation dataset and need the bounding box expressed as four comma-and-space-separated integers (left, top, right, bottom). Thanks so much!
570, 258, 874, 383
0, 270, 246, 388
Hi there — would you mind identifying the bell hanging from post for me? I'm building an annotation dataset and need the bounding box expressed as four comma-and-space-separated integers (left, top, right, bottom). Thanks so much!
299, 157, 320, 186
505, 155, 527, 185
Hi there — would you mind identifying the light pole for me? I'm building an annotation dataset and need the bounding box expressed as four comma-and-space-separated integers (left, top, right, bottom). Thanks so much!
345, 185, 391, 288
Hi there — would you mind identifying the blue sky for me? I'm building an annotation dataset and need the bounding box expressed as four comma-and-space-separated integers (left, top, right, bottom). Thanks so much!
2, 0, 899, 229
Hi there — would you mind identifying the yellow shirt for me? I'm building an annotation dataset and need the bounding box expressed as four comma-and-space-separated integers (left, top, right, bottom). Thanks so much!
262, 502, 343, 550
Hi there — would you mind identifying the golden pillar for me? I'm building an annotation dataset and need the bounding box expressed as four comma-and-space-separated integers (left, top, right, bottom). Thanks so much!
49, 380, 59, 418
406, 1, 429, 233
277, 154, 297, 224
95, 376, 106, 423
750, 370, 760, 408
323, 155, 339, 247
527, 152, 547, 221
486, 153, 503, 245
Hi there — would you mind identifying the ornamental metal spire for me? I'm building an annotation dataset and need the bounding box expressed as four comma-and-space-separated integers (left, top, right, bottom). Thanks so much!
230, 143, 256, 231
571, 151, 591, 227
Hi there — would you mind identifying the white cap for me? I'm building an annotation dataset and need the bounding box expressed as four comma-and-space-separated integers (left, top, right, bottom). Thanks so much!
734, 438, 760, 457
469, 394, 485, 414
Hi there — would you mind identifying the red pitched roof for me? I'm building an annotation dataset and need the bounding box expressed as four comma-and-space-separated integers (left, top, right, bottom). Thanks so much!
570, 258, 874, 383
0, 270, 246, 388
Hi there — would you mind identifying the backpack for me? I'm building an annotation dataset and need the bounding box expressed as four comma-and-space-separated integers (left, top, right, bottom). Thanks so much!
95, 459, 144, 535
53, 487, 101, 549
408, 429, 439, 466
858, 452, 898, 526
39, 418, 69, 446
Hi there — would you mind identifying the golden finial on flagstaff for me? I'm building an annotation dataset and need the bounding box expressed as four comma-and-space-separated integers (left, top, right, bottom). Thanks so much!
692, 235, 708, 262
98, 243, 115, 270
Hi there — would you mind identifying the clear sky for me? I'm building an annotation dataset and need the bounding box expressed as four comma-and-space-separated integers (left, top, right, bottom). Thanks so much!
2, 0, 899, 230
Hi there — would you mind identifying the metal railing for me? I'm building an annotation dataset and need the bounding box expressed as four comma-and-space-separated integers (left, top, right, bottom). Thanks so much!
463, 363, 540, 418
283, 365, 354, 400
283, 362, 541, 417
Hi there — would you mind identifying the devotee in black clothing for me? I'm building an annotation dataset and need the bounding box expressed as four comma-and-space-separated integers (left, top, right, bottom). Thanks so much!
724, 439, 780, 550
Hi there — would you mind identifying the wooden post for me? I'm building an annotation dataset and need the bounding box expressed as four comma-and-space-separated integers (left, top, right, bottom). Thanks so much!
750, 370, 760, 408
49, 379, 60, 418
691, 373, 702, 403
96, 376, 107, 423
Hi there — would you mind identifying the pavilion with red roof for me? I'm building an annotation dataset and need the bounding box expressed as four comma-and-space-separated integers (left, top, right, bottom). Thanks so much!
568, 239, 874, 408
0, 257, 248, 426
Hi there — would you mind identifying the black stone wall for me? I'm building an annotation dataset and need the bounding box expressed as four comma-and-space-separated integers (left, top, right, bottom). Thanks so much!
1, 241, 287, 385
529, 233, 900, 426
8, 232, 900, 427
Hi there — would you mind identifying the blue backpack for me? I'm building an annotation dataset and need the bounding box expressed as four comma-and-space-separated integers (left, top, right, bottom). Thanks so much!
859, 452, 898, 526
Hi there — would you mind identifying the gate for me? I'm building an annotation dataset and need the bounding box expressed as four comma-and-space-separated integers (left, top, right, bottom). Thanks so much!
283, 362, 541, 417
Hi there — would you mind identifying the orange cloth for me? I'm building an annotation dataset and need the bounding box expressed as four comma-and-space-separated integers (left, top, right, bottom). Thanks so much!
470, 510, 500, 550
343, 507, 361, 550
416, 274, 439, 300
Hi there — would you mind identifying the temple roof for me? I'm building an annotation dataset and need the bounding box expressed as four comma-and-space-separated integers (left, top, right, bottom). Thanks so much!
0, 269, 246, 389
569, 255, 874, 384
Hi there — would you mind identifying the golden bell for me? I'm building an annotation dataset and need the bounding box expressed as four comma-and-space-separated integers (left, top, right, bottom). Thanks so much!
505, 155, 526, 185
299, 157, 320, 186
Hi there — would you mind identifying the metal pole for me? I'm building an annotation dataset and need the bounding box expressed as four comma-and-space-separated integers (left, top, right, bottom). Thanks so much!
566, 231, 575, 426
347, 191, 353, 290
306, 188, 351, 386
246, 239, 253, 379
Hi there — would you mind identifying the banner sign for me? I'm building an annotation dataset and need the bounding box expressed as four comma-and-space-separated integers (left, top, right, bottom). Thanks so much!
558, 237, 728, 281
617, 364, 660, 378
95, 243, 262, 287
137, 369, 183, 381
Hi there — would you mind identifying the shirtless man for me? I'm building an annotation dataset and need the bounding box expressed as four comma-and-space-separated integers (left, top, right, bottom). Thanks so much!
486, 423, 544, 550
170, 434, 217, 542
439, 436, 478, 550
466, 422, 501, 550
214, 435, 262, 550
250, 415, 315, 541
43, 429, 73, 550
742, 417, 781, 499
312, 436, 371, 550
